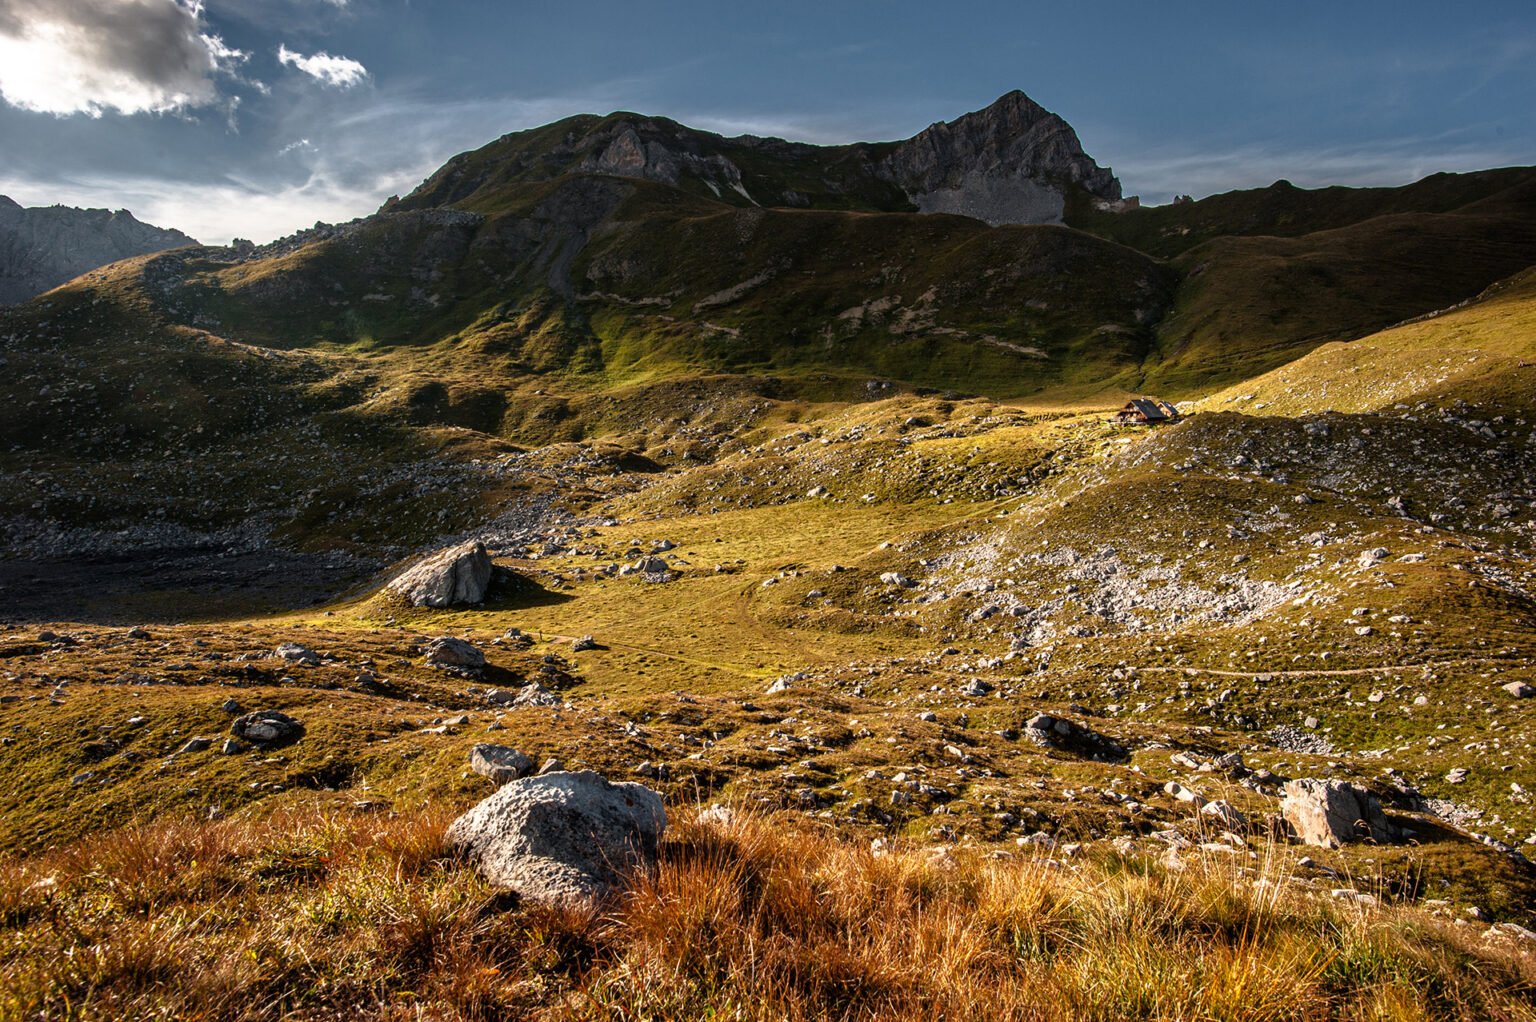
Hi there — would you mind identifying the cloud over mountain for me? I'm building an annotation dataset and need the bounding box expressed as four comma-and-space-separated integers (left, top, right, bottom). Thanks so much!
0, 0, 245, 117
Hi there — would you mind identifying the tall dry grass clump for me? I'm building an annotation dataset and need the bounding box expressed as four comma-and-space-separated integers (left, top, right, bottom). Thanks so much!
2, 805, 1533, 1021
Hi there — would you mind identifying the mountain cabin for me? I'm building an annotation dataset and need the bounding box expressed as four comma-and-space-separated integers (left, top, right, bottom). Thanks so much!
1111, 398, 1181, 425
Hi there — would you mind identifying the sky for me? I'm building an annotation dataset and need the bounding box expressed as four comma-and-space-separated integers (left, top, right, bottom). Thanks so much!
0, 0, 1531, 245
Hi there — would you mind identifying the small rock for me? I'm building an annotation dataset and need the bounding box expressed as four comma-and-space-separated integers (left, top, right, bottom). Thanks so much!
514, 683, 561, 708
275, 642, 320, 665
1358, 547, 1389, 568
424, 637, 486, 671
1201, 800, 1248, 832
230, 709, 303, 746
1165, 781, 1208, 807
470, 744, 534, 784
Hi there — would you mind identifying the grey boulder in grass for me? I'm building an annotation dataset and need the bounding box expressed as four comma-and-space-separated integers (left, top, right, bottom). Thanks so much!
446, 771, 666, 907
1280, 778, 1394, 848
469, 743, 534, 784
387, 540, 493, 607
230, 709, 303, 745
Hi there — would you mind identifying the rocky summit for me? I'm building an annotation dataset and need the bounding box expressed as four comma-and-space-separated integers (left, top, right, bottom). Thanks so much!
876, 89, 1124, 224
3, 88, 1536, 1021
0, 195, 195, 305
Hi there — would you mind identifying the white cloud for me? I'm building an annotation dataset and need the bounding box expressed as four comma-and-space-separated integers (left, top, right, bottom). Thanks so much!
276, 44, 368, 88
0, 0, 245, 117
0, 162, 433, 245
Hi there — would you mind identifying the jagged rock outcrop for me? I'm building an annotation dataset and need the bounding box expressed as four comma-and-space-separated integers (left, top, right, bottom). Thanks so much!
387, 540, 493, 607
1280, 778, 1394, 848
578, 122, 747, 193
0, 195, 195, 304
445, 770, 666, 906
877, 91, 1122, 226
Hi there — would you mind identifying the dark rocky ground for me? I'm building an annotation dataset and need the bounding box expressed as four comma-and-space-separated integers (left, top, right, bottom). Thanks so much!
0, 548, 380, 624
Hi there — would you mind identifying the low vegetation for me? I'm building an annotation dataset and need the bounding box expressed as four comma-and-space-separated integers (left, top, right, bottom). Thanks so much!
4, 806, 1534, 1021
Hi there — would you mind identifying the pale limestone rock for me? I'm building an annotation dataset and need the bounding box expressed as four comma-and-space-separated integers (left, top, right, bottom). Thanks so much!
388, 541, 493, 608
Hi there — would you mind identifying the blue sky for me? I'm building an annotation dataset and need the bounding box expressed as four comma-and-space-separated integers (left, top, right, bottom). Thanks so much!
0, 0, 1531, 243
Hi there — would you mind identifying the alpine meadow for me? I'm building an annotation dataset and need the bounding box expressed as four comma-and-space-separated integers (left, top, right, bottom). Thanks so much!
4, 9, 1536, 1018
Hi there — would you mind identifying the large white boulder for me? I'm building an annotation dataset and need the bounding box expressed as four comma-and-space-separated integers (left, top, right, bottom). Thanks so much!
446, 771, 666, 906
1280, 778, 1392, 848
387, 541, 493, 607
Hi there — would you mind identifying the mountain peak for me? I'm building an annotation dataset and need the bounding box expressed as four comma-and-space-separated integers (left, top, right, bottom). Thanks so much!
876, 91, 1121, 225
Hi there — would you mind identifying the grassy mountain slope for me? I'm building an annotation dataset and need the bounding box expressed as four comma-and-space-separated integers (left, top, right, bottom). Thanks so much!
1067, 167, 1536, 257
116, 176, 1176, 402
1138, 177, 1536, 393
1199, 264, 1536, 416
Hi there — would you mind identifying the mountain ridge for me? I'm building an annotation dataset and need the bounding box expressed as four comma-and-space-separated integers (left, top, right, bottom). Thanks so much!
390, 90, 1122, 226
0, 195, 196, 305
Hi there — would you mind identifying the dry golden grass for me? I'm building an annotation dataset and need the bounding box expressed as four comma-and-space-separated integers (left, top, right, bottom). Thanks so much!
3, 806, 1534, 1022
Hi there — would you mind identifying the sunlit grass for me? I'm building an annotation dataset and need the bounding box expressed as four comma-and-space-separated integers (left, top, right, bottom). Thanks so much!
3, 807, 1533, 1020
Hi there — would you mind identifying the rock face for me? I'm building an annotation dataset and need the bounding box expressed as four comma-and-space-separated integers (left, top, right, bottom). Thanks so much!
0, 195, 195, 305
230, 709, 303, 745
387, 541, 493, 608
445, 771, 666, 906
1280, 778, 1393, 848
876, 91, 1122, 226
470, 743, 534, 784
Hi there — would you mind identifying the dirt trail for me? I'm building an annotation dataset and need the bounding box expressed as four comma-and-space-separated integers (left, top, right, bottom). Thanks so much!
1138, 657, 1505, 679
